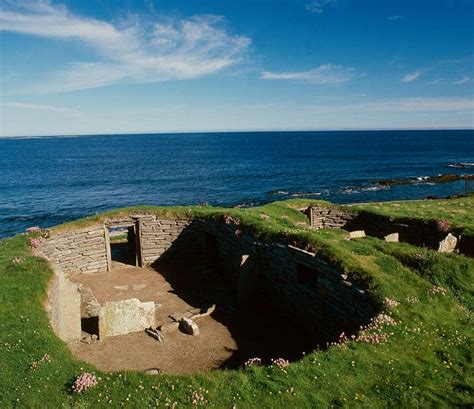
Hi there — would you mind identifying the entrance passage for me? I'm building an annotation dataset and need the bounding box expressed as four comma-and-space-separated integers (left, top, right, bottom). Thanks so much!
108, 225, 137, 268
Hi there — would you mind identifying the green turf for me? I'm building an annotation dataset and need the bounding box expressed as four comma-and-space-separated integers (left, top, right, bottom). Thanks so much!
1, 196, 473, 407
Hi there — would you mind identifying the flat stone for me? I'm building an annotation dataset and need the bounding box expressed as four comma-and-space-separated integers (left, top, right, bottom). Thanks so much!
114, 285, 129, 291
438, 233, 457, 253
384, 233, 399, 242
144, 368, 162, 375
99, 298, 156, 338
348, 230, 366, 239
179, 317, 199, 336
132, 284, 146, 291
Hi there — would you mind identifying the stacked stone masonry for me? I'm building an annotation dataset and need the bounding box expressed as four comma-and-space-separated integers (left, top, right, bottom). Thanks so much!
42, 216, 376, 344
307, 206, 357, 229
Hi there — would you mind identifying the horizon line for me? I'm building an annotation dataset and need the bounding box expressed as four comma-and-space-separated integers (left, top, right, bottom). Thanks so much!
1, 126, 473, 139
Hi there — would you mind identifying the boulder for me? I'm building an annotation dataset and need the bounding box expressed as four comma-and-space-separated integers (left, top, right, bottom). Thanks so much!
384, 233, 399, 242
179, 317, 199, 336
99, 298, 156, 338
348, 230, 366, 239
438, 233, 457, 253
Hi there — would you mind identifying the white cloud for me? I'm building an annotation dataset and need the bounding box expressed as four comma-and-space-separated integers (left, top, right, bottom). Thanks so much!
3, 102, 83, 117
453, 75, 470, 85
304, 97, 474, 114
0, 1, 251, 93
386, 15, 404, 20
401, 70, 422, 82
305, 0, 336, 14
260, 64, 362, 85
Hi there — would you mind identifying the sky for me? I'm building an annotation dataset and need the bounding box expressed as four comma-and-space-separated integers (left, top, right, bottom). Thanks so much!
0, 0, 473, 137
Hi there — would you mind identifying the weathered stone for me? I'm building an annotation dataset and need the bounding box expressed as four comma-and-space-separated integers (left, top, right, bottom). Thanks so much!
384, 232, 399, 242
114, 285, 129, 291
438, 233, 457, 253
99, 298, 156, 338
144, 368, 162, 375
132, 284, 146, 291
78, 285, 101, 318
145, 327, 164, 342
348, 230, 366, 239
179, 317, 199, 336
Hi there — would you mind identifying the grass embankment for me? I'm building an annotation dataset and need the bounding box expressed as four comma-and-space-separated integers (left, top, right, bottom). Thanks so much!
1, 197, 473, 407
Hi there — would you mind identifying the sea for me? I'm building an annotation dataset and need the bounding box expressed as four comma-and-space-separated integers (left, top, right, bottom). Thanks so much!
0, 129, 473, 238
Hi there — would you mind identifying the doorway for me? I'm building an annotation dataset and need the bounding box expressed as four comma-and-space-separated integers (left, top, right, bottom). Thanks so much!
107, 225, 137, 268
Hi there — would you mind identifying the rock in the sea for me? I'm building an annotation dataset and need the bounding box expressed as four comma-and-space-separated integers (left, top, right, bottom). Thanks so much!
438, 233, 457, 253
179, 317, 199, 336
145, 327, 164, 342
99, 298, 156, 338
348, 230, 366, 239
384, 233, 399, 242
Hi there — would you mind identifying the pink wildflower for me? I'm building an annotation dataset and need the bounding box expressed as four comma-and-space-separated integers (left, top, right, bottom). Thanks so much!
271, 358, 290, 370
428, 286, 447, 296
72, 372, 98, 393
26, 226, 41, 233
244, 357, 262, 367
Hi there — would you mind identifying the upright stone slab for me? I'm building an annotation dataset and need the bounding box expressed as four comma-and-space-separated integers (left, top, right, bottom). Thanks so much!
438, 233, 457, 253
384, 233, 399, 242
349, 230, 366, 239
99, 298, 156, 338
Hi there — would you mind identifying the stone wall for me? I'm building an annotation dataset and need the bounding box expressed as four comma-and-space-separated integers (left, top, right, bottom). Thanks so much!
41, 226, 108, 274
203, 221, 376, 342
138, 218, 203, 266
306, 206, 357, 229
42, 216, 377, 344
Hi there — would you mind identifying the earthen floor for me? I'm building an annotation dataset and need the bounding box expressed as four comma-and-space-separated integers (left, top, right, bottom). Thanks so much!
69, 266, 238, 374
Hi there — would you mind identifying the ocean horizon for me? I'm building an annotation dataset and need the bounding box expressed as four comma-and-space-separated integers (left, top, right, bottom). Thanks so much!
1, 129, 473, 238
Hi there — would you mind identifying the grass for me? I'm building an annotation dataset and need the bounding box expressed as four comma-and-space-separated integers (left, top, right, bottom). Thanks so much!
1, 196, 473, 407
345, 194, 474, 235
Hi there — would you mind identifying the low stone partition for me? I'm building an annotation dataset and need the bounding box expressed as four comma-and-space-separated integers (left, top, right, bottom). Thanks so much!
306, 206, 357, 229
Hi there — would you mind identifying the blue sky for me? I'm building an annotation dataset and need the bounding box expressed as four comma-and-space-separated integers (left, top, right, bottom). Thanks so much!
0, 0, 473, 136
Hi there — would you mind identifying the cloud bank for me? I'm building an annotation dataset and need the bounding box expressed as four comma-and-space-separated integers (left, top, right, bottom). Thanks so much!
0, 0, 251, 93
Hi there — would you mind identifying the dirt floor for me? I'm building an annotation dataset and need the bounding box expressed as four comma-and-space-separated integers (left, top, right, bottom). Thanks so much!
69, 266, 238, 374
68, 264, 313, 374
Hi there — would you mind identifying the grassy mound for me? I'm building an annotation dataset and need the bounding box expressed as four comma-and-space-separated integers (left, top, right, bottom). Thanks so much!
0, 197, 472, 407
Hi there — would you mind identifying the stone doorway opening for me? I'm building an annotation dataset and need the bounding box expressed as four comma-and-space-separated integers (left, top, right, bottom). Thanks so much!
107, 225, 138, 269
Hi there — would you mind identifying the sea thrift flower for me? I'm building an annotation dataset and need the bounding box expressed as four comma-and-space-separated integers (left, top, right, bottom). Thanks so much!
428, 286, 447, 295
244, 357, 262, 367
271, 358, 289, 370
26, 226, 41, 233
30, 354, 51, 369
406, 296, 419, 304
30, 238, 41, 248
72, 372, 98, 393
384, 298, 400, 308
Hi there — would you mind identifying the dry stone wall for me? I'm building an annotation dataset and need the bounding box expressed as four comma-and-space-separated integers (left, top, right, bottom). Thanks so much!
138, 218, 204, 266
203, 221, 376, 342
41, 227, 108, 274
307, 206, 357, 229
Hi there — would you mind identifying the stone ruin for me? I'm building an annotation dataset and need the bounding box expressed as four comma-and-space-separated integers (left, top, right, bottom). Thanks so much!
40, 214, 378, 367
304, 205, 468, 255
